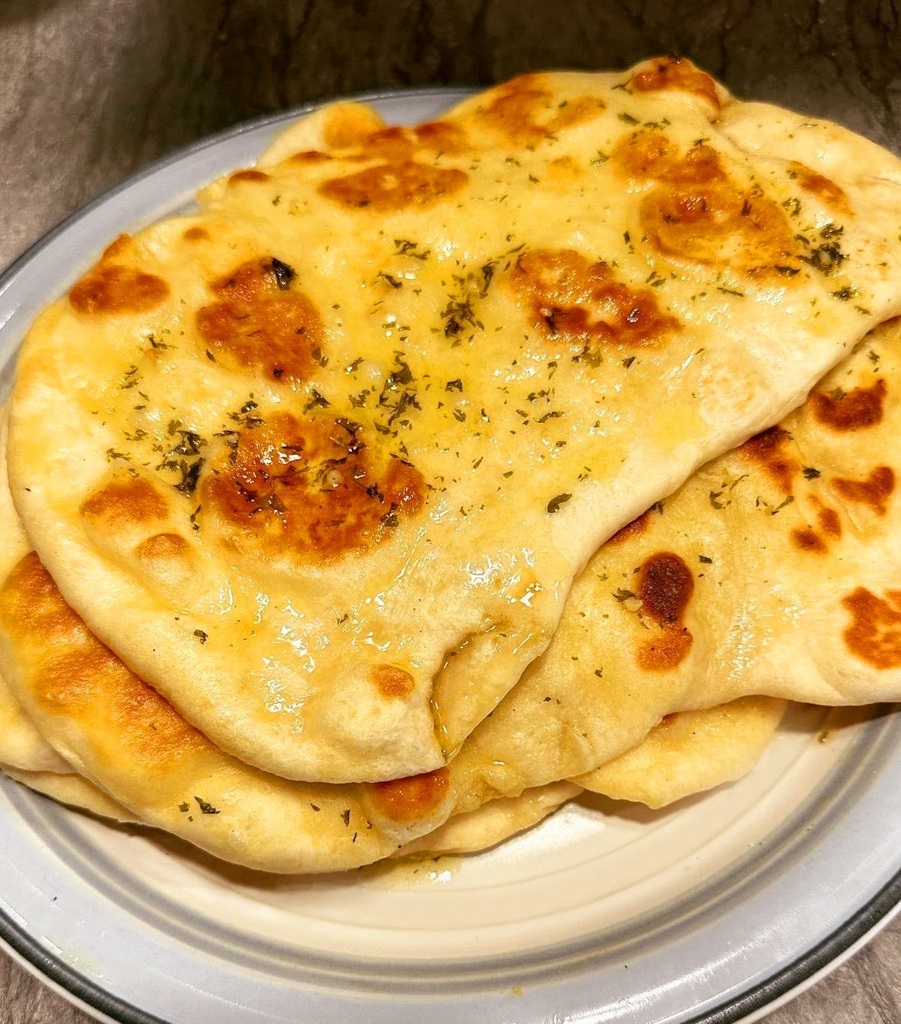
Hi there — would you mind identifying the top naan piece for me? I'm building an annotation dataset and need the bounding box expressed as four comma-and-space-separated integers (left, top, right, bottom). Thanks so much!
9, 58, 901, 783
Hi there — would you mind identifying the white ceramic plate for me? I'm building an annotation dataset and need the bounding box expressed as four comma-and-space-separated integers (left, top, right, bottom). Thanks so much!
2, 89, 901, 1024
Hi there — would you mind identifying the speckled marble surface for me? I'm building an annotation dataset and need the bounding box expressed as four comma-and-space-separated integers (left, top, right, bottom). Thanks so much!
1, 1, 901, 1021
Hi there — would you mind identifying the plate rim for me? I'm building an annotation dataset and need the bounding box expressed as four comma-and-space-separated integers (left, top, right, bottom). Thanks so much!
4, 788, 901, 1024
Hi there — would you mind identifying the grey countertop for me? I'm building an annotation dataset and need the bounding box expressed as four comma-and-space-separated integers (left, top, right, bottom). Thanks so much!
2, 1, 901, 1021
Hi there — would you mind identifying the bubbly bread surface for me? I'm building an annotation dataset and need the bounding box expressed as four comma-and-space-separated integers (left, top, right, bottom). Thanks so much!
10, 59, 901, 784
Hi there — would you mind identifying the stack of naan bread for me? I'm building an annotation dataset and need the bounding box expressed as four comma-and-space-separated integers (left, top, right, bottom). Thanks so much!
3, 57, 901, 872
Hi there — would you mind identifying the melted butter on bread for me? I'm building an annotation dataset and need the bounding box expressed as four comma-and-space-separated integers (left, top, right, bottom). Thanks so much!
10, 59, 901, 783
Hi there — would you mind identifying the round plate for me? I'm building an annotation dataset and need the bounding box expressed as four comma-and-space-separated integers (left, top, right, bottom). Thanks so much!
2, 89, 901, 1024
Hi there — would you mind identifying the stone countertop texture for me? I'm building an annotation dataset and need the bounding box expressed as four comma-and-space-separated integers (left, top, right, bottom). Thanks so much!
1, 1, 900, 1021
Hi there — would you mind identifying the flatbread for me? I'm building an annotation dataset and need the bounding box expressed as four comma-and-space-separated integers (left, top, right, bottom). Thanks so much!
445, 317, 901, 813
0, 413, 70, 773
0, 753, 576, 858
0, 671, 66, 773
0, 428, 741, 873
395, 781, 581, 857
0, 448, 791, 872
10, 58, 901, 783
0, 304, 871, 871
1, 766, 138, 823
0, 549, 469, 872
574, 698, 786, 808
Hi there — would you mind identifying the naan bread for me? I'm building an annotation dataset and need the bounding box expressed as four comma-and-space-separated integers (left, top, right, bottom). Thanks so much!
574, 698, 786, 808
1, 749, 578, 858
0, 415, 758, 872
9, 59, 901, 783
445, 317, 901, 813
395, 781, 581, 857
0, 672, 66, 772
0, 550, 463, 872
2, 759, 579, 861
0, 446, 787, 872
0, 414, 70, 773
1, 766, 138, 823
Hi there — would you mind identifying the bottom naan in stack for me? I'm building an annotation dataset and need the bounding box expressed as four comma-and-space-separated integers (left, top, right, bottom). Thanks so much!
0, 651, 784, 860
576, 698, 787, 810
0, 546, 785, 865
4, 319, 901, 871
